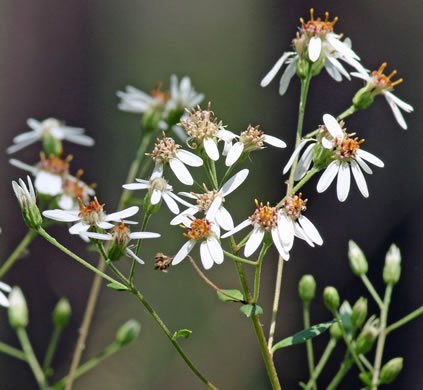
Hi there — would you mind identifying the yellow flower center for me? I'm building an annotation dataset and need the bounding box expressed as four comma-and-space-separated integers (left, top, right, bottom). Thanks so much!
283, 193, 307, 220
335, 134, 364, 160
300, 9, 338, 37
147, 132, 180, 163
193, 185, 222, 212
249, 200, 278, 231
240, 125, 264, 150
78, 196, 105, 225
183, 218, 212, 241
370, 62, 403, 93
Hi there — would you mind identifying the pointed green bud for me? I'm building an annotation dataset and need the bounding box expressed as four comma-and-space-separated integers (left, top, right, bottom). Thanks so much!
53, 298, 72, 328
323, 286, 340, 312
380, 357, 403, 384
330, 322, 343, 340
355, 316, 379, 354
351, 297, 368, 329
352, 85, 375, 110
383, 244, 401, 285
116, 319, 141, 346
8, 287, 28, 329
298, 274, 316, 303
348, 240, 368, 276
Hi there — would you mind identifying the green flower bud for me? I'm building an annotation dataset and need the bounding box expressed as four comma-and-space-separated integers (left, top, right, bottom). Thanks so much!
296, 58, 310, 79
116, 319, 141, 346
380, 357, 403, 384
298, 274, 316, 303
383, 244, 401, 285
8, 287, 28, 329
312, 141, 335, 171
323, 286, 340, 312
53, 298, 72, 328
351, 297, 368, 329
330, 322, 343, 340
355, 317, 379, 355
348, 240, 368, 276
352, 85, 375, 110
12, 177, 43, 230
310, 56, 325, 77
42, 134, 63, 157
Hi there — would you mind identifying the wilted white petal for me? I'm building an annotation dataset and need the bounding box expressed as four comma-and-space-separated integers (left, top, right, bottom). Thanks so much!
384, 91, 413, 112
244, 227, 264, 257
325, 54, 350, 80
337, 162, 351, 202
263, 135, 286, 148
308, 37, 322, 62
260, 52, 293, 87
294, 223, 314, 247
324, 60, 343, 82
172, 240, 196, 265
169, 158, 193, 185
106, 206, 139, 222
175, 149, 203, 167
203, 137, 219, 161
385, 96, 407, 129
298, 216, 323, 245
279, 60, 297, 96
271, 227, 290, 260
225, 142, 244, 167
350, 160, 369, 198
221, 219, 251, 238
125, 248, 145, 264
326, 34, 359, 60
356, 149, 384, 168
317, 160, 339, 193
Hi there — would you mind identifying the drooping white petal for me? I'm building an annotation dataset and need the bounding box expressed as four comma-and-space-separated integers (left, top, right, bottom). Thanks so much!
106, 206, 139, 222
203, 137, 219, 161
283, 139, 310, 174
225, 142, 244, 167
355, 154, 373, 174
35, 172, 63, 196
244, 227, 264, 257
200, 241, 214, 270
298, 216, 323, 246
336, 162, 351, 202
64, 133, 95, 146
130, 232, 160, 239
221, 219, 251, 238
385, 96, 408, 130
356, 149, 384, 168
279, 60, 297, 96
215, 206, 234, 231
326, 34, 360, 60
170, 208, 198, 225
308, 37, 322, 62
294, 222, 314, 247
324, 60, 343, 82
81, 232, 112, 240
150, 189, 162, 205
42, 209, 81, 222
69, 222, 89, 234
7, 136, 39, 154
96, 221, 115, 230
323, 114, 343, 139
277, 213, 294, 250
260, 52, 293, 87
350, 71, 369, 81
169, 158, 193, 185
9, 159, 38, 174
207, 236, 224, 264
168, 192, 197, 209
294, 143, 314, 181
384, 91, 413, 112
13, 130, 40, 143
271, 227, 290, 260
221, 169, 249, 196
172, 240, 196, 265
125, 248, 145, 264
162, 192, 180, 214
206, 196, 223, 221
263, 134, 286, 148
316, 160, 340, 193
0, 291, 9, 307
325, 54, 351, 80
321, 136, 334, 149
350, 160, 369, 198
175, 149, 203, 167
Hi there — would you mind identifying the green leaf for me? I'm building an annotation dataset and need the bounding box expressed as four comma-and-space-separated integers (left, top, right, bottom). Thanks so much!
359, 371, 373, 387
172, 329, 192, 341
107, 282, 129, 291
272, 320, 335, 353
240, 304, 263, 318
216, 289, 244, 302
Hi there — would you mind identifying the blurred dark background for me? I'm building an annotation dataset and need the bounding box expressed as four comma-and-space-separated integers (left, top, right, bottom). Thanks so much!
0, 1, 422, 389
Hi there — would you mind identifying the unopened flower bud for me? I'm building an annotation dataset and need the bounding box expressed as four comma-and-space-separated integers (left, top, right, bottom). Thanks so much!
108, 224, 131, 262
352, 85, 375, 110
116, 319, 141, 346
330, 322, 343, 340
323, 286, 340, 312
355, 317, 378, 354
348, 240, 368, 276
296, 58, 310, 79
53, 298, 71, 328
8, 287, 28, 329
298, 274, 316, 303
42, 133, 63, 157
380, 357, 403, 384
12, 176, 43, 230
351, 297, 368, 329
383, 244, 401, 285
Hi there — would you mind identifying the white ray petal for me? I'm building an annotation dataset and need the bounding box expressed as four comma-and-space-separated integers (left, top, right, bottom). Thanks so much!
277, 213, 294, 249
356, 149, 384, 168
294, 223, 314, 247
221, 219, 251, 238
178, 192, 197, 199
263, 135, 286, 148
283, 139, 310, 174
355, 154, 373, 174
151, 164, 164, 179
170, 208, 198, 225
175, 149, 203, 167
298, 216, 323, 245
172, 240, 196, 265
69, 222, 89, 234
0, 282, 11, 293
96, 221, 115, 230
125, 248, 145, 264
244, 227, 264, 257
200, 241, 214, 270
221, 169, 249, 196
350, 71, 369, 81
162, 192, 180, 214
206, 196, 223, 221
151, 189, 162, 205
130, 232, 160, 239
271, 227, 290, 260
81, 232, 112, 240
215, 206, 234, 231
324, 60, 342, 82
43, 209, 81, 222
9, 159, 38, 174
279, 60, 297, 96
337, 162, 351, 202
384, 91, 413, 112
323, 114, 343, 138
0, 291, 9, 307
386, 96, 407, 129
122, 182, 149, 190
225, 142, 244, 166
64, 133, 95, 146
317, 160, 339, 193
350, 160, 369, 198
35, 172, 63, 196
326, 34, 359, 60
207, 236, 224, 264
203, 137, 219, 161
106, 206, 139, 222
308, 36, 322, 62
260, 52, 293, 87
294, 143, 314, 181
169, 158, 194, 185
325, 54, 350, 80
7, 137, 39, 154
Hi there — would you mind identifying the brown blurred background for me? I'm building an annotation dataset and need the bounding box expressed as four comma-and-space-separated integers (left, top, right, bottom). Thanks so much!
0, 1, 422, 389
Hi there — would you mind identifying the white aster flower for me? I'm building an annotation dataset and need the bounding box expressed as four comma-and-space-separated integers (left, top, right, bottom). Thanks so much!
316, 114, 384, 202
123, 175, 194, 215
0, 282, 11, 307
172, 217, 223, 270
261, 9, 365, 95
171, 169, 249, 231
225, 125, 286, 167
42, 197, 139, 235
10, 154, 73, 197
7, 118, 94, 154
117, 84, 169, 114
146, 132, 203, 185
351, 63, 413, 130
166, 75, 205, 112
178, 104, 237, 161
80, 224, 160, 264
222, 200, 290, 260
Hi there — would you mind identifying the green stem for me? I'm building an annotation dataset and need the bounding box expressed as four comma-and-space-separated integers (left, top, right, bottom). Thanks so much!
326, 356, 354, 390
223, 250, 257, 266
16, 328, 48, 390
337, 105, 356, 121
37, 227, 126, 289
268, 256, 284, 350
0, 341, 26, 361
371, 284, 393, 389
52, 342, 121, 390
203, 159, 218, 190
219, 162, 237, 189
43, 325, 63, 375
209, 160, 219, 190
0, 230, 37, 279
386, 305, 423, 335
304, 338, 337, 390
253, 244, 270, 303
360, 274, 384, 310
304, 302, 317, 390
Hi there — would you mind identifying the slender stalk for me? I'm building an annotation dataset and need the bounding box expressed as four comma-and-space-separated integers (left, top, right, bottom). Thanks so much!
253, 244, 270, 303
360, 274, 384, 310
203, 159, 218, 189
303, 302, 317, 390
16, 328, 48, 390
337, 105, 356, 121
223, 250, 257, 266
360, 354, 374, 372
326, 356, 354, 390
0, 230, 37, 279
386, 305, 423, 335
43, 325, 63, 375
52, 342, 121, 390
0, 341, 26, 361
371, 284, 393, 389
304, 338, 337, 390
268, 256, 284, 350
209, 160, 219, 190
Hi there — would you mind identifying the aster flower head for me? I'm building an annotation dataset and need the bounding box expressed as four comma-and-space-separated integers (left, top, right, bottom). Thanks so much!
58, 169, 96, 210
172, 217, 223, 270
316, 114, 384, 202
224, 125, 287, 167
171, 169, 249, 231
117, 83, 170, 114
42, 196, 139, 235
261, 9, 366, 95
0, 282, 12, 308
352, 63, 413, 129
81, 223, 160, 264
146, 132, 203, 185
7, 118, 94, 155
166, 75, 205, 113
12, 176, 43, 229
